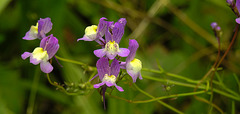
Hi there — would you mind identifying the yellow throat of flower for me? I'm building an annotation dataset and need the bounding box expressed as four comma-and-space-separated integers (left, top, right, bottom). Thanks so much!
105, 41, 119, 54
102, 74, 116, 83
30, 23, 39, 34
32, 47, 49, 62
129, 58, 142, 72
85, 25, 98, 36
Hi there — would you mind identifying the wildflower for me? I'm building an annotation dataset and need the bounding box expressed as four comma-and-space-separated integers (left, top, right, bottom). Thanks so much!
94, 18, 130, 59
93, 57, 124, 91
23, 17, 53, 40
77, 17, 108, 45
21, 34, 59, 73
121, 39, 142, 83
236, 0, 240, 24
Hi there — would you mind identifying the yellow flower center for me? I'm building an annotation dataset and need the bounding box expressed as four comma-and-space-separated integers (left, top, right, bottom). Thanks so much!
85, 25, 98, 40
102, 74, 116, 84
129, 58, 142, 72
105, 41, 119, 54
32, 47, 49, 62
30, 23, 38, 35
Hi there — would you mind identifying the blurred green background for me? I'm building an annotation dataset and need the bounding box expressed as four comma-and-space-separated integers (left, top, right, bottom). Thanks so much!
0, 0, 240, 113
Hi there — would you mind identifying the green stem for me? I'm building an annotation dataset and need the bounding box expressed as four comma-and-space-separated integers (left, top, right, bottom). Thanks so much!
133, 90, 205, 104
143, 75, 240, 101
46, 73, 80, 95
133, 83, 184, 114
55, 55, 96, 71
142, 68, 200, 84
27, 67, 40, 114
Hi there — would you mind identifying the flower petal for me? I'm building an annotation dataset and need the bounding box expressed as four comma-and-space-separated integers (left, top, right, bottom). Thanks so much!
236, 17, 240, 24
96, 57, 110, 80
110, 59, 120, 77
106, 51, 117, 60
40, 61, 53, 73
94, 49, 106, 58
21, 52, 31, 60
93, 82, 105, 88
118, 48, 130, 57
237, 0, 240, 15
126, 39, 139, 63
105, 82, 114, 87
115, 84, 124, 92
40, 34, 59, 59
38, 17, 53, 38
117, 18, 127, 27
127, 69, 142, 83
112, 22, 124, 44
120, 62, 126, 69
30, 56, 41, 65
77, 36, 94, 42
97, 17, 108, 38
105, 21, 114, 42
22, 30, 38, 40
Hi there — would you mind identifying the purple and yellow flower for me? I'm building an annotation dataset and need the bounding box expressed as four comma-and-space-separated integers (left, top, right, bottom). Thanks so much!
93, 57, 124, 91
94, 18, 130, 60
23, 17, 53, 40
121, 39, 142, 83
21, 34, 59, 73
77, 17, 108, 45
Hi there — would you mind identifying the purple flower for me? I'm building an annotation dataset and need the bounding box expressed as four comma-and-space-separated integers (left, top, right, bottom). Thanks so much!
77, 17, 108, 45
236, 0, 240, 24
93, 57, 124, 92
23, 17, 53, 40
21, 34, 59, 73
94, 18, 130, 60
121, 39, 142, 83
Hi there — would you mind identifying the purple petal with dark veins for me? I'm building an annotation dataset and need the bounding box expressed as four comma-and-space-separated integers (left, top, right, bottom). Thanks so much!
105, 21, 114, 43
96, 57, 110, 80
117, 18, 127, 27
126, 39, 139, 63
38, 17, 53, 38
112, 22, 124, 44
97, 17, 108, 38
110, 59, 120, 77
40, 34, 59, 59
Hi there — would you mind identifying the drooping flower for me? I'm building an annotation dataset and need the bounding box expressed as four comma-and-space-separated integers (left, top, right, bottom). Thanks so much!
94, 18, 130, 59
93, 57, 124, 91
21, 34, 59, 73
23, 17, 53, 40
77, 17, 108, 45
121, 39, 142, 83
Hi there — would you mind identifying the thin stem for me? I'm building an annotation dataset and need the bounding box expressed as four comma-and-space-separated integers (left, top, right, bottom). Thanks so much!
143, 75, 240, 101
27, 67, 40, 114
132, 90, 206, 104
233, 74, 240, 93
142, 68, 200, 84
216, 24, 239, 68
133, 83, 184, 114
46, 73, 80, 96
55, 55, 96, 71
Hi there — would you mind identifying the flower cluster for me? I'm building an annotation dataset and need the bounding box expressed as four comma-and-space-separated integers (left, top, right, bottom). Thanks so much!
21, 18, 59, 73
78, 17, 142, 108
